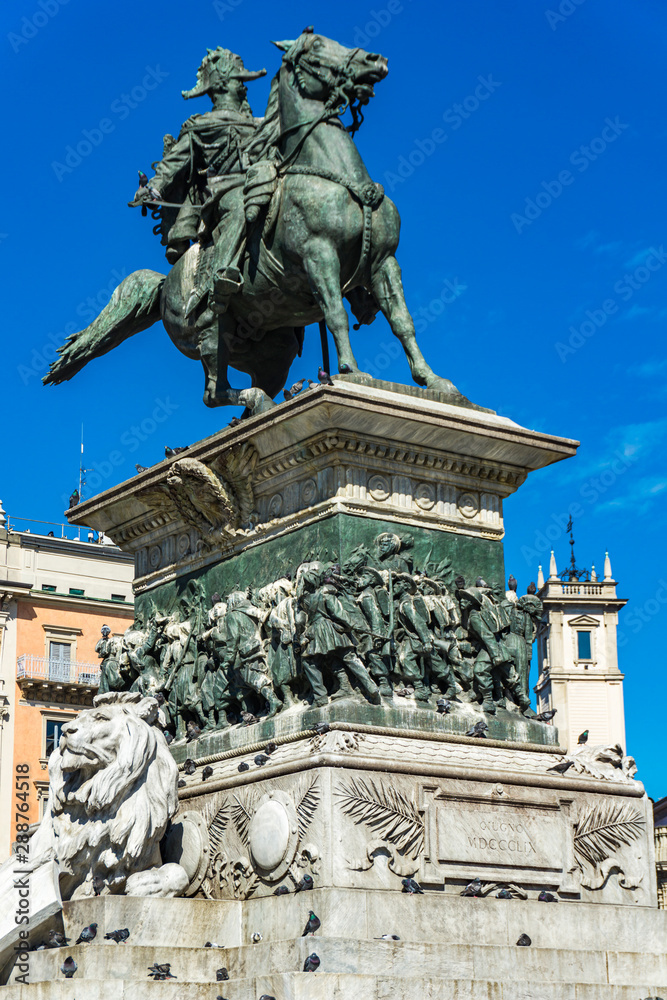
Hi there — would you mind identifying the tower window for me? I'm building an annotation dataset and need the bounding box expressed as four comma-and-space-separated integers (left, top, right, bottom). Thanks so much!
577, 630, 592, 660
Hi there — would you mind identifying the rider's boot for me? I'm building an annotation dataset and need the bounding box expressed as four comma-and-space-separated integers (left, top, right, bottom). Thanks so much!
166, 239, 190, 265
212, 266, 244, 314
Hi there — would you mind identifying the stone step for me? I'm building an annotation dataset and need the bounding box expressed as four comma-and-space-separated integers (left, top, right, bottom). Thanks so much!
13, 937, 667, 988
1, 973, 667, 1000
60, 890, 667, 955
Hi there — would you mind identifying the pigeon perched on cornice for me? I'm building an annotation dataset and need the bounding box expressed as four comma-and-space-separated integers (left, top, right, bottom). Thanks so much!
547, 760, 574, 775
60, 957, 77, 978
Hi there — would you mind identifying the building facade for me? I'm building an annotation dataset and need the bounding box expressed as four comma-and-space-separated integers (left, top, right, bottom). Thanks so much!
0, 503, 134, 856
533, 549, 627, 752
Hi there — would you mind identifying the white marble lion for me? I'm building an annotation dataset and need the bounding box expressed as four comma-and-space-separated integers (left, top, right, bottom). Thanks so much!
29, 691, 187, 900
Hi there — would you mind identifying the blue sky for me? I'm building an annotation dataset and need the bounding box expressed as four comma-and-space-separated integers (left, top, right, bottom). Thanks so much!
2, 1, 665, 794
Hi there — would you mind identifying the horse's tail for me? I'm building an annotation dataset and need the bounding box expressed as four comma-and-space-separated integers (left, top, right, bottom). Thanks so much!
43, 269, 165, 385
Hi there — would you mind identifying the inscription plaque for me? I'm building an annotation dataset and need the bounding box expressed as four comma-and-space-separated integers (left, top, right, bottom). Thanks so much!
434, 802, 563, 872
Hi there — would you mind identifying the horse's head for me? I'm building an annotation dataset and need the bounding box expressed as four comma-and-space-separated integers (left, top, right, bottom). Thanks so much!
273, 28, 388, 111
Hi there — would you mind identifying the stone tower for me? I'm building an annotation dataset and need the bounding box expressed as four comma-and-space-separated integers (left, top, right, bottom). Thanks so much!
534, 547, 628, 751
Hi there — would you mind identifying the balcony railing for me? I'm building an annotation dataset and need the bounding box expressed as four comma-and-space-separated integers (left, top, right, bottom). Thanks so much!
17, 654, 100, 688
560, 583, 604, 596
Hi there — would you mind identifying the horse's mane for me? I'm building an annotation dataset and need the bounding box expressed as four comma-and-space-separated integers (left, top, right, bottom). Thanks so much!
246, 70, 282, 164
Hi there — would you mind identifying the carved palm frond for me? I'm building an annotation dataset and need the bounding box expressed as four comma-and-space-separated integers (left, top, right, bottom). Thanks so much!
208, 800, 230, 855
335, 777, 424, 860
294, 774, 320, 842
574, 802, 645, 867
231, 789, 258, 847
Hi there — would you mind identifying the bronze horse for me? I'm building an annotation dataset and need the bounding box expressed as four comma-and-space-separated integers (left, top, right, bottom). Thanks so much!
44, 31, 462, 408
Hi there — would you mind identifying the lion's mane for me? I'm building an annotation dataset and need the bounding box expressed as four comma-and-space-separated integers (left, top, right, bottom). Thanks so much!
30, 692, 179, 899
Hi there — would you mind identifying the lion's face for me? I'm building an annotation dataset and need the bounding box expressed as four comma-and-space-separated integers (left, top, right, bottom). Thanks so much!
59, 707, 128, 775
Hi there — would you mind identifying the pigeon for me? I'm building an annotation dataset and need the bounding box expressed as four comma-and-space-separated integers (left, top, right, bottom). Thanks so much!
138, 170, 149, 188
401, 877, 423, 894
578, 730, 589, 744
526, 581, 537, 594
547, 760, 574, 774
46, 930, 69, 948
60, 956, 77, 978
202, 765, 214, 780
241, 711, 259, 726
264, 742, 277, 754
164, 731, 174, 745
274, 886, 289, 895
205, 942, 224, 948
184, 759, 196, 776
251, 932, 262, 944
508, 574, 517, 590
294, 874, 314, 893
135, 464, 149, 474
516, 933, 532, 946
303, 953, 321, 972
303, 911, 321, 936
317, 368, 334, 385
461, 877, 482, 897
148, 963, 176, 979
259, 996, 277, 1000
394, 687, 411, 698
178, 779, 186, 788
283, 378, 306, 400
374, 934, 401, 940
313, 722, 330, 735
436, 698, 451, 715
228, 416, 242, 427
538, 891, 558, 902
339, 363, 353, 373
475, 576, 488, 588
75, 923, 98, 944
254, 754, 270, 766
216, 967, 230, 980
104, 928, 130, 943
465, 721, 488, 739
535, 709, 557, 723
92, 874, 105, 896
238, 762, 250, 772
496, 888, 513, 899
186, 721, 201, 742
165, 445, 188, 458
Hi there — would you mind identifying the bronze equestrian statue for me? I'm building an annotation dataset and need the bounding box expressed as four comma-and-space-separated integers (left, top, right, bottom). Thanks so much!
44, 30, 468, 410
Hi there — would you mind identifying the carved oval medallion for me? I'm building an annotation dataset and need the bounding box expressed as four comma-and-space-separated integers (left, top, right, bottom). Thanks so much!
248, 791, 298, 881
148, 544, 162, 569
301, 479, 317, 506
458, 492, 479, 519
415, 483, 436, 510
176, 532, 190, 558
368, 475, 390, 502
268, 493, 283, 518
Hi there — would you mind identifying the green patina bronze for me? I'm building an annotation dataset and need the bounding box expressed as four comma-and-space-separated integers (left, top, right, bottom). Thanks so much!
43, 31, 472, 410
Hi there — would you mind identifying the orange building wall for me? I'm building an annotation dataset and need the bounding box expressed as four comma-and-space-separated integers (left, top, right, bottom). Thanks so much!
11, 599, 133, 839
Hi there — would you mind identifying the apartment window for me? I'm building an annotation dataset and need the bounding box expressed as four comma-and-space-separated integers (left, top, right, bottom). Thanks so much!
41, 585, 56, 593
45, 719, 67, 756
48, 641, 71, 682
69, 588, 85, 597
577, 630, 592, 660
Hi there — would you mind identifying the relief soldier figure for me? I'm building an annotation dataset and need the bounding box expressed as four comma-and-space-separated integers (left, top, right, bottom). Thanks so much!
220, 591, 282, 717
